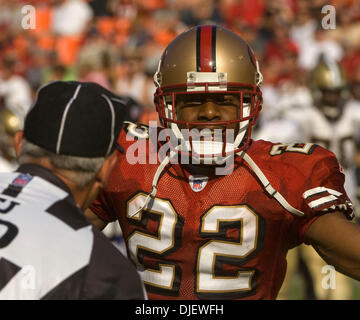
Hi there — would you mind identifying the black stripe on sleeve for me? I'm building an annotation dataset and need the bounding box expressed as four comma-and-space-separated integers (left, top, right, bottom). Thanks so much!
2, 185, 23, 198
81, 227, 145, 300
41, 266, 88, 300
1, 173, 34, 198
46, 196, 90, 230
0, 258, 21, 291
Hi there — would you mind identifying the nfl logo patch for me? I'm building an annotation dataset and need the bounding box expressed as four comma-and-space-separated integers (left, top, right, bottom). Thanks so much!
11, 173, 33, 188
189, 175, 208, 192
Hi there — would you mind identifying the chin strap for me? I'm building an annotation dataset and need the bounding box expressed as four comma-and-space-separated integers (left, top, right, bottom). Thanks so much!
129, 146, 180, 217
236, 151, 305, 216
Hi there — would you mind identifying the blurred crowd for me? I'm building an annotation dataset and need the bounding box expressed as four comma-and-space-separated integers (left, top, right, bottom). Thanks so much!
0, 0, 359, 177
0, 0, 359, 124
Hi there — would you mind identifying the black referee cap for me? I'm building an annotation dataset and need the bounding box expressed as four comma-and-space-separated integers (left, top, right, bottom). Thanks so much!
24, 81, 128, 158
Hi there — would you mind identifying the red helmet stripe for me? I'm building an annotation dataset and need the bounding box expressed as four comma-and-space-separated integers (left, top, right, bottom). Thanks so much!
196, 25, 216, 72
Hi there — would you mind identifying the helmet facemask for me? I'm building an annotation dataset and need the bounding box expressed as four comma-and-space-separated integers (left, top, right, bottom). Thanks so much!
313, 87, 349, 121
310, 56, 349, 122
154, 70, 262, 164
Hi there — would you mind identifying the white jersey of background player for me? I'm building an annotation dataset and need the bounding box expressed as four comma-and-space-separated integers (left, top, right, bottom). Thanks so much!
256, 57, 360, 208
289, 58, 360, 207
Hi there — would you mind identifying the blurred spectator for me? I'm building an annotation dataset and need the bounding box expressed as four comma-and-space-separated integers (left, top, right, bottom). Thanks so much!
179, 0, 223, 27
219, 0, 265, 28
51, 0, 94, 66
114, 53, 147, 104
0, 57, 32, 124
78, 63, 111, 89
77, 28, 117, 68
0, 0, 23, 33
52, 0, 93, 36
297, 26, 344, 70
327, 6, 360, 51
89, 0, 110, 17
290, 3, 317, 52
342, 46, 360, 81
263, 22, 298, 66
26, 52, 48, 92
50, 64, 67, 80
134, 0, 166, 12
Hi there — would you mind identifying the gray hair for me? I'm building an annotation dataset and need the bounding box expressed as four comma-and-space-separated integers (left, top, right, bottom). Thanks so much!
19, 139, 105, 188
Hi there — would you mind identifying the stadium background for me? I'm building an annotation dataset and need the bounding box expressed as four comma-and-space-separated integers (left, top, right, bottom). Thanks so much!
0, 0, 360, 299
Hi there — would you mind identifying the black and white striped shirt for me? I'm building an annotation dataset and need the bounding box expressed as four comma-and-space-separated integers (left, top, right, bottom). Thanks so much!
0, 164, 145, 300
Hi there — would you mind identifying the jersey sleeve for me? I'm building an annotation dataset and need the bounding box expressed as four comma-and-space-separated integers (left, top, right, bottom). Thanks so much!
90, 122, 155, 224
291, 147, 354, 246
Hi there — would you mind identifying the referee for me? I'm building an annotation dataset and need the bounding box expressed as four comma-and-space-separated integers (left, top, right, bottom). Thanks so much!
0, 81, 146, 299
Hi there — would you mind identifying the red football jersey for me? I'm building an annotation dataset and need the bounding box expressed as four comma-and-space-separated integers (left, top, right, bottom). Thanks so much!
91, 123, 353, 300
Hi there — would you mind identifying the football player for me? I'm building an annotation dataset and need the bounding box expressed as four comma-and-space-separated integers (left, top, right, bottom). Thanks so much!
282, 57, 360, 221
86, 25, 360, 300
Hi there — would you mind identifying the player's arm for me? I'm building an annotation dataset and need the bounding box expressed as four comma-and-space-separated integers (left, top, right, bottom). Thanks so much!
305, 211, 360, 280
85, 208, 108, 230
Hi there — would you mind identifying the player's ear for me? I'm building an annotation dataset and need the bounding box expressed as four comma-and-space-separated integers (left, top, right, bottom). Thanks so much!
95, 152, 118, 188
14, 131, 24, 159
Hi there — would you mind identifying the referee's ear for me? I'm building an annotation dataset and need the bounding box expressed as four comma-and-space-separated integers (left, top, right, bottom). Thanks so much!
14, 131, 24, 159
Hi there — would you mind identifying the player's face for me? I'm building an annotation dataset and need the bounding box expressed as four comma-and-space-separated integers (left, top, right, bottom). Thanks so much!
321, 89, 342, 107
175, 93, 239, 135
